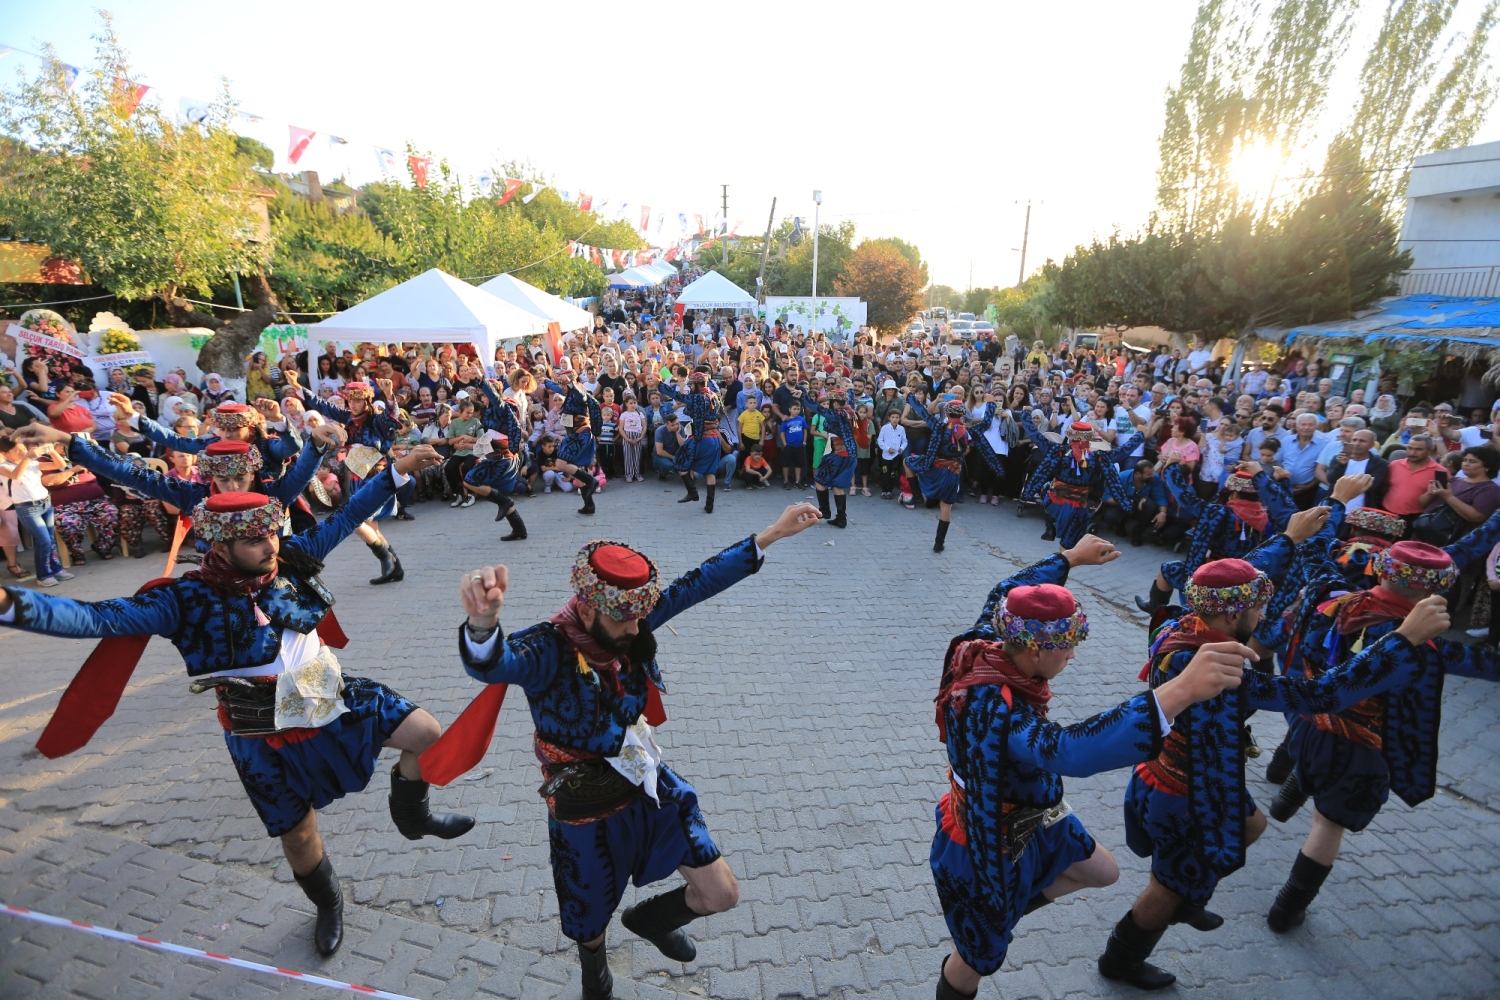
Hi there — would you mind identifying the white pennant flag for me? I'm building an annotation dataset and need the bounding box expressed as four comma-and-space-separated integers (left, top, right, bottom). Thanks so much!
522, 183, 546, 204
374, 147, 398, 176
477, 174, 495, 197
616, 201, 630, 220
178, 96, 211, 123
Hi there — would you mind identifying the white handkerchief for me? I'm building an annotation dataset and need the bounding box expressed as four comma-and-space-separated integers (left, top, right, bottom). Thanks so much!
274, 646, 349, 730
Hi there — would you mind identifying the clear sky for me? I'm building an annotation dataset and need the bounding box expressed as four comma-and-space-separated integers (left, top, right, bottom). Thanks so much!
4, 1, 1498, 292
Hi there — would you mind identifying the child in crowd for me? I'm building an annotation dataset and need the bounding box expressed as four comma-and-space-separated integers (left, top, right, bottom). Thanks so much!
780, 402, 808, 489
739, 443, 773, 488
618, 394, 646, 483
853, 403, 875, 497
1258, 435, 1283, 475
738, 399, 767, 476
597, 400, 617, 476
877, 410, 908, 500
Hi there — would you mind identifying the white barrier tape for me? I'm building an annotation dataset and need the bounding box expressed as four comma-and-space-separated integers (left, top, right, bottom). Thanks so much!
1, 903, 419, 999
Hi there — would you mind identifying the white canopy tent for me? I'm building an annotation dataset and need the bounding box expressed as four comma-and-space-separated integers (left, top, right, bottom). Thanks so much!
307, 269, 544, 392
673, 271, 756, 310
478, 273, 595, 332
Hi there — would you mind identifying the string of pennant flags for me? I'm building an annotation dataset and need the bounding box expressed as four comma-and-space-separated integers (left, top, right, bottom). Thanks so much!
0, 42, 745, 266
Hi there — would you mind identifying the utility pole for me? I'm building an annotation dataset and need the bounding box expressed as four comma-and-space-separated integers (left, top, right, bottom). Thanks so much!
1016, 200, 1032, 288
755, 197, 777, 305
811, 190, 822, 339
720, 185, 730, 268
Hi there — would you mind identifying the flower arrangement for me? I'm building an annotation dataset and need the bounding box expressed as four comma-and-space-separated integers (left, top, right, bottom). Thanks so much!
98, 329, 142, 354
19, 309, 76, 344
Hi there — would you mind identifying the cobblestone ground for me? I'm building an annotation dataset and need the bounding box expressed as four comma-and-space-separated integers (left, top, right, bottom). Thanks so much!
1, 481, 1497, 999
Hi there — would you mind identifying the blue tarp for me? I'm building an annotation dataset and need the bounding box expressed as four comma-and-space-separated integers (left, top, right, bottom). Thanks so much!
1275, 294, 1500, 345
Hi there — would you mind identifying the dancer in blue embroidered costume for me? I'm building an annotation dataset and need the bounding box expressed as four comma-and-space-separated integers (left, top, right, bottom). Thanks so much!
797, 381, 858, 528
652, 369, 729, 513
929, 534, 1250, 1000
445, 503, 822, 1000
0, 445, 472, 958
903, 395, 973, 552
1097, 537, 1445, 990
291, 374, 408, 584
106, 395, 301, 480
1019, 412, 1142, 549
461, 376, 530, 541
1136, 461, 1296, 614
1261, 539, 1500, 934
541, 369, 603, 515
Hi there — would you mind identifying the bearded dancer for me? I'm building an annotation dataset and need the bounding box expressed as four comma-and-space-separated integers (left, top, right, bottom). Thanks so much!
438, 503, 822, 1000
1259, 540, 1500, 934
797, 381, 858, 528
1019, 412, 1141, 549
17, 422, 346, 540
463, 377, 529, 541
541, 370, 602, 515
653, 369, 729, 513
903, 396, 972, 553
0, 445, 473, 958
1097, 548, 1443, 990
292, 373, 408, 584
930, 536, 1249, 1000
1136, 460, 1296, 614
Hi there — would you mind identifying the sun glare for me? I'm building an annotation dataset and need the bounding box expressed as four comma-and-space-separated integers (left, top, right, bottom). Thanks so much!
1229, 141, 1286, 201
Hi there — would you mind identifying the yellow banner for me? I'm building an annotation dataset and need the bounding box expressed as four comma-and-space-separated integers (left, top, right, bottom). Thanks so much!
0, 243, 88, 284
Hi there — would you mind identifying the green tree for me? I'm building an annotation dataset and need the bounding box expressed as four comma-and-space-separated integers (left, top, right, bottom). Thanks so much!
764, 220, 857, 296
0, 17, 278, 369
834, 241, 925, 333
266, 182, 406, 312
925, 284, 965, 310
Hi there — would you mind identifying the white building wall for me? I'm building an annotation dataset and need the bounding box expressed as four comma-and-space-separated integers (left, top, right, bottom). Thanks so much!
1397, 139, 1500, 297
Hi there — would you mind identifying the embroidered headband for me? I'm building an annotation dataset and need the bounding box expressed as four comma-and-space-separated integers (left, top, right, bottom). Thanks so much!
1065, 421, 1096, 442
1373, 540, 1457, 591
341, 381, 375, 400
210, 403, 260, 430
199, 441, 263, 478
1222, 470, 1258, 493
570, 540, 663, 621
1184, 558, 1275, 616
191, 492, 284, 542
1347, 507, 1405, 539
994, 584, 1089, 650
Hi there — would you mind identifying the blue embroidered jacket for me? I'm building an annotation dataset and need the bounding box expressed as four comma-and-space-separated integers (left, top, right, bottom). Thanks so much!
1252, 500, 1347, 653
65, 434, 327, 515
543, 380, 603, 433
2, 468, 401, 677
939, 553, 1165, 912
303, 393, 401, 453
1019, 412, 1140, 505
1163, 462, 1296, 565
135, 415, 300, 479
796, 387, 857, 453
906, 394, 972, 473
476, 379, 525, 442
459, 537, 762, 756
657, 380, 727, 433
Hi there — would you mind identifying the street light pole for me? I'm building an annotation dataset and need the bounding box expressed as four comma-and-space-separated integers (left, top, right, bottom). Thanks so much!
811, 189, 822, 340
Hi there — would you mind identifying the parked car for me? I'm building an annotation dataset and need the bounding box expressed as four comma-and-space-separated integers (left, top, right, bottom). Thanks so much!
972, 321, 995, 338
949, 319, 976, 340
957, 312, 976, 322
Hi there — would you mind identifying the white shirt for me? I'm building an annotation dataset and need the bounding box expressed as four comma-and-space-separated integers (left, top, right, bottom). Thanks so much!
0, 458, 49, 504
877, 423, 907, 460
1187, 349, 1213, 376
1342, 457, 1369, 510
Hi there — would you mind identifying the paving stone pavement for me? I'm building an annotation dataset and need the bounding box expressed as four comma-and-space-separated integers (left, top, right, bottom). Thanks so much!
1, 481, 1497, 999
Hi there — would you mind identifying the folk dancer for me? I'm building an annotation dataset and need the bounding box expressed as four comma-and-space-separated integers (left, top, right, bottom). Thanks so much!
463, 377, 530, 541
431, 503, 823, 1000
1136, 460, 1296, 614
0, 446, 473, 958
930, 536, 1249, 1000
541, 370, 603, 515
293, 373, 408, 584
654, 369, 729, 513
1019, 413, 1141, 549
1098, 543, 1442, 989
797, 381, 859, 528
1261, 540, 1500, 934
903, 396, 973, 553
108, 393, 300, 480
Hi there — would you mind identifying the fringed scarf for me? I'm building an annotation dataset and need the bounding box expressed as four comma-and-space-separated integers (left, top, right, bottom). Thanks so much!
935, 638, 1050, 742
185, 550, 279, 626
947, 416, 971, 453
1224, 498, 1269, 536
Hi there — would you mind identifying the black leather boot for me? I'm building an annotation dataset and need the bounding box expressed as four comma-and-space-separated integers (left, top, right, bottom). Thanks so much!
1268, 851, 1333, 933
1170, 902, 1224, 931
1266, 737, 1295, 785
369, 542, 403, 585
816, 489, 832, 520
578, 477, 597, 515
935, 956, 977, 1000
830, 492, 848, 528
293, 855, 344, 956
704, 482, 716, 514
676, 473, 699, 503
620, 885, 700, 962
578, 940, 614, 1000
388, 766, 475, 841
500, 509, 527, 541
1134, 580, 1171, 614
1269, 768, 1310, 823
934, 519, 950, 553
1097, 911, 1176, 990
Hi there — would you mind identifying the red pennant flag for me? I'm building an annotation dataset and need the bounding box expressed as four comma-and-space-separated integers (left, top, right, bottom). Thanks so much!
112, 77, 151, 115
578, 193, 593, 212
497, 177, 524, 206
544, 320, 564, 366
640, 205, 652, 231
408, 155, 431, 189
288, 126, 317, 165
693, 214, 705, 234
665, 246, 680, 262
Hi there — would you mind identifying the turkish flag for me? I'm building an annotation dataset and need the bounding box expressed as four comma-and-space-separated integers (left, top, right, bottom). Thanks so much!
497, 178, 524, 206
640, 205, 652, 231
544, 321, 564, 365
288, 126, 316, 165
578, 193, 593, 212
408, 156, 431, 189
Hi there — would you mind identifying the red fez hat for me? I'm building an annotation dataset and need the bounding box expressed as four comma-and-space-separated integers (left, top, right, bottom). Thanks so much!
211, 402, 259, 428
1070, 422, 1093, 433
50, 405, 94, 433
1007, 583, 1077, 620
191, 490, 283, 542
1192, 558, 1259, 588
590, 545, 652, 588
204, 490, 271, 513
571, 540, 662, 620
1185, 557, 1273, 615
216, 403, 249, 415
1375, 540, 1457, 591
200, 438, 262, 478
205, 440, 252, 456
995, 583, 1089, 648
